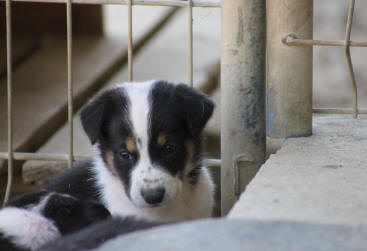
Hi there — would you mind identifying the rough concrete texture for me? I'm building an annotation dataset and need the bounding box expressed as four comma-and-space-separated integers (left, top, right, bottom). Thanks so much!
229, 114, 367, 226
97, 219, 367, 251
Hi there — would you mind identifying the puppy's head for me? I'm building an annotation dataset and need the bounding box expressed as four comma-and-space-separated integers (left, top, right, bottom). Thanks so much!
81, 80, 214, 208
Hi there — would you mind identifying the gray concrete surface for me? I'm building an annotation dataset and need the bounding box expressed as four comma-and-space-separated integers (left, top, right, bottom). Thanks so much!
97, 218, 367, 251
229, 114, 367, 226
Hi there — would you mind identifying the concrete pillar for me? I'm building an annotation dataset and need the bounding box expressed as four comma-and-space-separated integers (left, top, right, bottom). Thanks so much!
221, 0, 266, 215
267, 0, 313, 138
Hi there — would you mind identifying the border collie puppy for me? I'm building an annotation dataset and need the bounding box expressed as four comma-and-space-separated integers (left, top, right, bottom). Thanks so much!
0, 191, 110, 251
43, 80, 215, 222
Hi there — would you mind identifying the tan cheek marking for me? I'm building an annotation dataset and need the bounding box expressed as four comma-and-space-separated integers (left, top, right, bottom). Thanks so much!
126, 137, 136, 152
183, 141, 195, 176
157, 133, 166, 146
106, 150, 118, 176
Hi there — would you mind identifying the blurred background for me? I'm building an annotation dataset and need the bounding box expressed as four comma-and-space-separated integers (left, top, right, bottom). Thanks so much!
0, 1, 366, 212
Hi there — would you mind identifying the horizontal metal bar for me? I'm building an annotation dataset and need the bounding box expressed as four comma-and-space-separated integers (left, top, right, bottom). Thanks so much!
0, 152, 222, 167
282, 33, 367, 47
204, 158, 221, 167
0, 0, 220, 7
0, 152, 88, 161
313, 108, 367, 115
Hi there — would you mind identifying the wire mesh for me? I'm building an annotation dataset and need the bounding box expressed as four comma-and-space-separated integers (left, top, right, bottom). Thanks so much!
1, 0, 221, 205
283, 0, 364, 118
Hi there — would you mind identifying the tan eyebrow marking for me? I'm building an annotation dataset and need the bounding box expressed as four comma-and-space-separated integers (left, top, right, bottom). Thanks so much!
125, 137, 136, 152
157, 132, 166, 146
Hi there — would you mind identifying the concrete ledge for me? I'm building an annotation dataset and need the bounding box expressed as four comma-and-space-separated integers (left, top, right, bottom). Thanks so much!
97, 219, 367, 251
229, 114, 367, 226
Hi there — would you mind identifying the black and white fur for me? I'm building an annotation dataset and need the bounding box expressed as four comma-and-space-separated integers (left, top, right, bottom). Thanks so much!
42, 80, 215, 222
0, 191, 110, 251
0, 207, 60, 251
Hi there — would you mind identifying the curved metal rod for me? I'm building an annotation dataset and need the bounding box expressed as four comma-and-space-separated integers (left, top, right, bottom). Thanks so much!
344, 0, 358, 118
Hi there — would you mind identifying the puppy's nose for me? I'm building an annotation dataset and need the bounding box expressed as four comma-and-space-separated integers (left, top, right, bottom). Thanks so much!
141, 187, 165, 205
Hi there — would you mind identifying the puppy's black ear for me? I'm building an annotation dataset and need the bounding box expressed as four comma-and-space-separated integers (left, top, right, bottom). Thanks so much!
80, 88, 126, 144
175, 84, 215, 137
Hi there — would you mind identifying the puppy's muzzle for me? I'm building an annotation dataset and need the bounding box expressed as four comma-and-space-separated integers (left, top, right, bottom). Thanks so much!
140, 187, 165, 206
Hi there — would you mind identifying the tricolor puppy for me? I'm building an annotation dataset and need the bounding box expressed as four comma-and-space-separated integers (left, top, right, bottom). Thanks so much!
45, 80, 215, 222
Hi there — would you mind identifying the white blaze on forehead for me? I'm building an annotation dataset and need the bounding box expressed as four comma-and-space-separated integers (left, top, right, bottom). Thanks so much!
119, 81, 181, 208
121, 81, 155, 164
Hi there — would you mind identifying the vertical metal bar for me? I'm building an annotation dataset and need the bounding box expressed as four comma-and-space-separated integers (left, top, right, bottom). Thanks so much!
267, 0, 313, 138
221, 0, 266, 215
3, 0, 13, 205
67, 0, 73, 168
128, 0, 133, 82
188, 0, 193, 87
344, 0, 358, 118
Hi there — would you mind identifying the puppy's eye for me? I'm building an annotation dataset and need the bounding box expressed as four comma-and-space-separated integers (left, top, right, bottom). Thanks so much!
162, 143, 179, 155
119, 151, 133, 161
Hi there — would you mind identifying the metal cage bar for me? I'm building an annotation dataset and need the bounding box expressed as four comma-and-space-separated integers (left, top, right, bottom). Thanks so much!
0, 0, 221, 7
0, 152, 221, 167
3, 0, 13, 205
67, 0, 74, 168
188, 0, 193, 86
283, 35, 367, 48
128, 0, 133, 81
